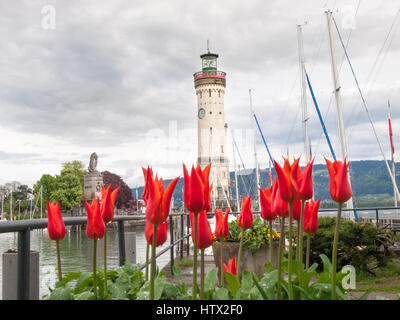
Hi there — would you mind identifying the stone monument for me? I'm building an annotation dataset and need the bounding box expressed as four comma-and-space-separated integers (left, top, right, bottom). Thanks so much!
83, 152, 103, 201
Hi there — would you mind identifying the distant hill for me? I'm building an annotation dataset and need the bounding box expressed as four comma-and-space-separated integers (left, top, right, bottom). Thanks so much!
132, 160, 400, 208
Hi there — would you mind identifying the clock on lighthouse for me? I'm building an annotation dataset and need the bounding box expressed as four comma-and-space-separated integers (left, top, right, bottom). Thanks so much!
193, 45, 232, 210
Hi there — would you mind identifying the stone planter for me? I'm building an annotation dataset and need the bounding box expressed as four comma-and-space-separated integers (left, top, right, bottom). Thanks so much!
2, 250, 39, 300
212, 241, 280, 277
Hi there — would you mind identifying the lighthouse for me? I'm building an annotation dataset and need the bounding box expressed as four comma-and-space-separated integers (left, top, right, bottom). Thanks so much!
193, 46, 232, 210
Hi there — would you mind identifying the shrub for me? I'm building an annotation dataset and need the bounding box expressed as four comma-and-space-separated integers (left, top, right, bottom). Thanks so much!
308, 217, 394, 274
226, 218, 280, 253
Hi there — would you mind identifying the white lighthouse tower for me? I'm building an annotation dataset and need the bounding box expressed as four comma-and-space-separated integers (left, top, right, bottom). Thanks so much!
194, 46, 231, 210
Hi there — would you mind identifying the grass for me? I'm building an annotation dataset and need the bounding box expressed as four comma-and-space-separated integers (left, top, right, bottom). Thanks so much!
351, 259, 400, 294
175, 258, 193, 267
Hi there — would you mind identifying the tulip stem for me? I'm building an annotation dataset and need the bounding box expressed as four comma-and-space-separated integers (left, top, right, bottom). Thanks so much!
104, 227, 108, 297
277, 217, 285, 300
56, 240, 62, 282
297, 200, 306, 263
192, 212, 199, 300
220, 241, 224, 286
306, 234, 311, 270
200, 249, 205, 299
268, 220, 274, 267
332, 202, 343, 300
288, 202, 294, 300
145, 243, 150, 281
150, 223, 157, 300
93, 239, 97, 300
237, 230, 244, 278
297, 200, 306, 294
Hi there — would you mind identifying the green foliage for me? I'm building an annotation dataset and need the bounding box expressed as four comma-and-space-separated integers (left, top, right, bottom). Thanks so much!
51, 169, 82, 210
61, 161, 87, 189
32, 160, 86, 211
226, 218, 279, 253
33, 174, 57, 204
308, 217, 394, 273
45, 256, 369, 300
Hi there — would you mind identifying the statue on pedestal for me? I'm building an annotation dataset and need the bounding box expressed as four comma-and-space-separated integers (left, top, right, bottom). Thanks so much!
84, 152, 103, 201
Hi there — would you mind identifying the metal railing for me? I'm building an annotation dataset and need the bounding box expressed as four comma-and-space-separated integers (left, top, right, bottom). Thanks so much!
0, 212, 192, 300
2, 206, 399, 300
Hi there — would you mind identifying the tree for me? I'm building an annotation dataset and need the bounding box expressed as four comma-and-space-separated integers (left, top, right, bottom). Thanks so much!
61, 160, 87, 188
33, 174, 58, 203
51, 168, 82, 211
102, 171, 133, 209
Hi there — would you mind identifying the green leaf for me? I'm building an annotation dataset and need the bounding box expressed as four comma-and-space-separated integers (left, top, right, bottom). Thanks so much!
163, 282, 181, 299
74, 272, 92, 294
136, 281, 150, 300
74, 291, 95, 300
129, 270, 145, 297
48, 287, 73, 300
213, 287, 230, 300
173, 266, 182, 281
241, 270, 254, 292
204, 268, 218, 293
154, 274, 166, 300
108, 281, 128, 300
319, 254, 332, 274
252, 273, 268, 300
307, 263, 318, 273
264, 262, 274, 274
61, 271, 81, 285
225, 272, 240, 297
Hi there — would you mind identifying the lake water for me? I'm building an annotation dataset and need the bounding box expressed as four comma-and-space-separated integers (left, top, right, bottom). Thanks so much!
0, 226, 171, 299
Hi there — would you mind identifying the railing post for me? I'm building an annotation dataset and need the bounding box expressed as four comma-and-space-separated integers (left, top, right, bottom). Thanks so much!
186, 213, 190, 256
17, 229, 30, 300
180, 214, 184, 260
169, 215, 174, 273
118, 220, 126, 266
375, 209, 379, 227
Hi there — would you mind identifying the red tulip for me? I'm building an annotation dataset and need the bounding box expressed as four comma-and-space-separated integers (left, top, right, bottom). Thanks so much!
274, 157, 301, 203
298, 159, 314, 201
303, 199, 320, 234
143, 166, 179, 225
85, 197, 105, 240
183, 163, 212, 214
145, 220, 168, 247
190, 210, 214, 249
101, 185, 120, 223
259, 186, 276, 221
238, 196, 253, 229
214, 208, 230, 239
46, 200, 65, 241
223, 256, 237, 276
272, 180, 289, 218
292, 199, 302, 221
142, 167, 149, 205
325, 158, 353, 203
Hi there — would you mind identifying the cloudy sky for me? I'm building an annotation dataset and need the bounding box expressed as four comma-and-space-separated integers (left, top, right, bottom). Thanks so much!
0, 0, 399, 188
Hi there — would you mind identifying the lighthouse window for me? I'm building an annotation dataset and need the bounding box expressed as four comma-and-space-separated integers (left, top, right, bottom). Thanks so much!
209, 89, 211, 97
221, 145, 224, 153
200, 91, 202, 98
218, 90, 221, 98
210, 127, 212, 135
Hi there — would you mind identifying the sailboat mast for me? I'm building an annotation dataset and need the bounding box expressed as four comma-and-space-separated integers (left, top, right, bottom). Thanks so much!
249, 89, 261, 211
232, 129, 240, 212
297, 24, 310, 163
388, 100, 398, 216
326, 10, 355, 220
